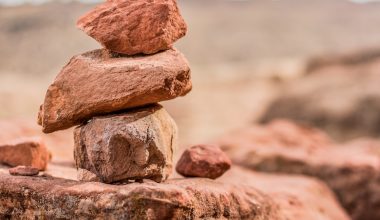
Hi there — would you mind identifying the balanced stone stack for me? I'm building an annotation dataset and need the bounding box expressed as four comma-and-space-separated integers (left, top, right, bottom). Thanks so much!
38, 0, 191, 183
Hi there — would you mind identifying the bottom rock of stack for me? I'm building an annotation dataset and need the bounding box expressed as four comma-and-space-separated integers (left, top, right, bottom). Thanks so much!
0, 164, 349, 220
74, 104, 177, 183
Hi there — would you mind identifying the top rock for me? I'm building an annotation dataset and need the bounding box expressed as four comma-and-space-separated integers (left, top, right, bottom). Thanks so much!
77, 0, 187, 55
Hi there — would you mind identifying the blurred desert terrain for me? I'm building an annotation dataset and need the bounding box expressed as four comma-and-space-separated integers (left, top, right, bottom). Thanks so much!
1, 0, 380, 160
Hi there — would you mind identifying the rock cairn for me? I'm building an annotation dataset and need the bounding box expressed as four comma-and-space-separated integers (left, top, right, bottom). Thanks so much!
38, 0, 190, 183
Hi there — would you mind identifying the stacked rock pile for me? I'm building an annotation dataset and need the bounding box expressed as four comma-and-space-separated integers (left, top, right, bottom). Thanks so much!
38, 0, 191, 183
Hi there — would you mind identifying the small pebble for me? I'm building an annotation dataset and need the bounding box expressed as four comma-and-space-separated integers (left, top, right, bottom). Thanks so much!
176, 144, 232, 179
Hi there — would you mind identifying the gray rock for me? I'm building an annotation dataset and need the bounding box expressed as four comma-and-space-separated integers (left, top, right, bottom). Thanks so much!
74, 104, 177, 183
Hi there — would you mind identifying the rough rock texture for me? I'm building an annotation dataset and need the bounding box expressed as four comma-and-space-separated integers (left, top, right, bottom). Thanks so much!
221, 167, 350, 220
77, 168, 100, 182
176, 144, 231, 179
0, 163, 350, 220
74, 104, 177, 183
213, 119, 380, 220
260, 55, 380, 141
77, 0, 187, 55
9, 166, 39, 176
0, 172, 280, 220
0, 137, 50, 171
38, 48, 191, 133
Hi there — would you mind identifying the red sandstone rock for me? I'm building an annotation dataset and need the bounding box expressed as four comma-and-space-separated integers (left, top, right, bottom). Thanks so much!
213, 120, 380, 220
176, 144, 231, 179
38, 48, 191, 133
0, 119, 74, 160
9, 166, 39, 176
77, 168, 100, 182
77, 0, 187, 55
221, 167, 350, 220
74, 104, 177, 183
0, 172, 279, 219
0, 164, 350, 220
0, 137, 50, 171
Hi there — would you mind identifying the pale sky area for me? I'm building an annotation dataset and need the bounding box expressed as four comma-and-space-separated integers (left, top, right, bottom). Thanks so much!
0, 0, 379, 6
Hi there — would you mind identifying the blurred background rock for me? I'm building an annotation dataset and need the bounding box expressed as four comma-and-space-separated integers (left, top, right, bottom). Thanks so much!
1, 0, 380, 160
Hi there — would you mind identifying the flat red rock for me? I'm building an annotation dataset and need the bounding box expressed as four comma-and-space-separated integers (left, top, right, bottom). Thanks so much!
38, 48, 191, 133
77, 0, 187, 55
0, 172, 278, 219
9, 166, 39, 176
213, 119, 380, 220
0, 137, 50, 171
0, 164, 350, 220
176, 144, 231, 179
221, 167, 350, 220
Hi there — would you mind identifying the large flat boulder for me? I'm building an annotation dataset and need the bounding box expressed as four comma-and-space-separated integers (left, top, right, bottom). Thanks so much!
221, 167, 350, 220
77, 0, 187, 55
38, 48, 191, 133
0, 169, 278, 219
214, 119, 380, 220
74, 104, 177, 183
0, 164, 349, 220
